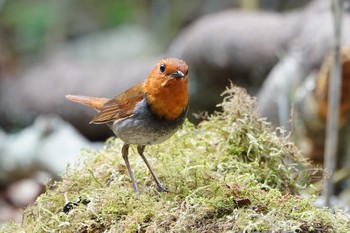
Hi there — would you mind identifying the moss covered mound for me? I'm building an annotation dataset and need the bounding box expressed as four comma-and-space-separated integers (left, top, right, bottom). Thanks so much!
2, 86, 350, 232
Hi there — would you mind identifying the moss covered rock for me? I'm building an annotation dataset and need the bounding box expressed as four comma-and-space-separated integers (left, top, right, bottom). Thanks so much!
2, 86, 349, 232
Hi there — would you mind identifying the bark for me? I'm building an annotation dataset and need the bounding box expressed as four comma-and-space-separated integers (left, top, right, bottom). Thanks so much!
295, 47, 350, 165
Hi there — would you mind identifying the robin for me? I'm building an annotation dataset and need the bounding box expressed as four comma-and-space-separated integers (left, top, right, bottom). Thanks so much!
66, 58, 189, 193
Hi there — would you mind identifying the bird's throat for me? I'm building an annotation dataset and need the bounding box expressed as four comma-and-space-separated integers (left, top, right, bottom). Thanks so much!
145, 78, 188, 121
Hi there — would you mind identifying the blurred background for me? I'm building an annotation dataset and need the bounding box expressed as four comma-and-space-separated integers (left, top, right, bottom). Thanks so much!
1, 0, 350, 223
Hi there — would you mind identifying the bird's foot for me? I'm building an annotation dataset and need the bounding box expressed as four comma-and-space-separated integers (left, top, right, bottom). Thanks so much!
157, 185, 170, 193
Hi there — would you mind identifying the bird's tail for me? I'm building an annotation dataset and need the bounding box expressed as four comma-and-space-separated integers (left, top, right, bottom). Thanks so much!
65, 94, 110, 110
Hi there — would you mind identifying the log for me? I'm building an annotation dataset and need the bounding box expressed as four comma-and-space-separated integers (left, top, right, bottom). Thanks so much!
0, 57, 157, 140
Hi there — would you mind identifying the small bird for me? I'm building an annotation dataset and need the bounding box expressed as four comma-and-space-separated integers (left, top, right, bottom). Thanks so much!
66, 58, 189, 193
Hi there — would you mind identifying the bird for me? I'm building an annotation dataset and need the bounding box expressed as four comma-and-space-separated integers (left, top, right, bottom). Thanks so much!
65, 58, 189, 193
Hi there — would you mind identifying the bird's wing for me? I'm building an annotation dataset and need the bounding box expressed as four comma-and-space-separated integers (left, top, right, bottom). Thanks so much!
90, 82, 145, 124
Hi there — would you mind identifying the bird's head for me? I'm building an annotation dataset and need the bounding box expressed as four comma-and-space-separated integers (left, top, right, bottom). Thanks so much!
145, 58, 189, 120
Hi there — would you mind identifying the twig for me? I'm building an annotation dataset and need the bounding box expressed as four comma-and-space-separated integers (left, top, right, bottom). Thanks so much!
323, 0, 343, 207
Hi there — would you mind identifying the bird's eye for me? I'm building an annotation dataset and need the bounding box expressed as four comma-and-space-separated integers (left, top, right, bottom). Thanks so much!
160, 64, 166, 73
185, 69, 189, 75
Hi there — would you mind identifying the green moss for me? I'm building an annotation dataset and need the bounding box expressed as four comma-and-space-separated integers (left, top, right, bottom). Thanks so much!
2, 85, 349, 232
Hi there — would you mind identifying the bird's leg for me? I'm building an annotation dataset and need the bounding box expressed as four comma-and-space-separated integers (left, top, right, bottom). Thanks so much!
137, 145, 168, 192
121, 144, 139, 193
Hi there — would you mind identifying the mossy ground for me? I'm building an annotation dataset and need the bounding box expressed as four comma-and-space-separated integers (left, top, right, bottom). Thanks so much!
2, 86, 350, 232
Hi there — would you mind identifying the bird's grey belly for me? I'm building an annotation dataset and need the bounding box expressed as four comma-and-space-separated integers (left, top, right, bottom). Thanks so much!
111, 118, 180, 145
110, 98, 186, 145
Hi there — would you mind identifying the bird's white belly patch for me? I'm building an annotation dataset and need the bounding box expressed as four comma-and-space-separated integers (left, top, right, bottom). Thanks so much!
111, 117, 177, 145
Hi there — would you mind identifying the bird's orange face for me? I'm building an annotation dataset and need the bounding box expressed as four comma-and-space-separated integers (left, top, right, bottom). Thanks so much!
145, 58, 189, 121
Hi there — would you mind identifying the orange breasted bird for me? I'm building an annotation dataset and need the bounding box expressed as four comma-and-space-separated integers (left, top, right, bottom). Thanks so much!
66, 58, 189, 193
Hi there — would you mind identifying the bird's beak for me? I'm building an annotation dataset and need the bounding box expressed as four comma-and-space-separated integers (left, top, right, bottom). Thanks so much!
171, 70, 185, 79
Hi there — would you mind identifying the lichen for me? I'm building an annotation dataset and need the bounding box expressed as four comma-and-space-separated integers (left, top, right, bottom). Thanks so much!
2, 85, 349, 232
